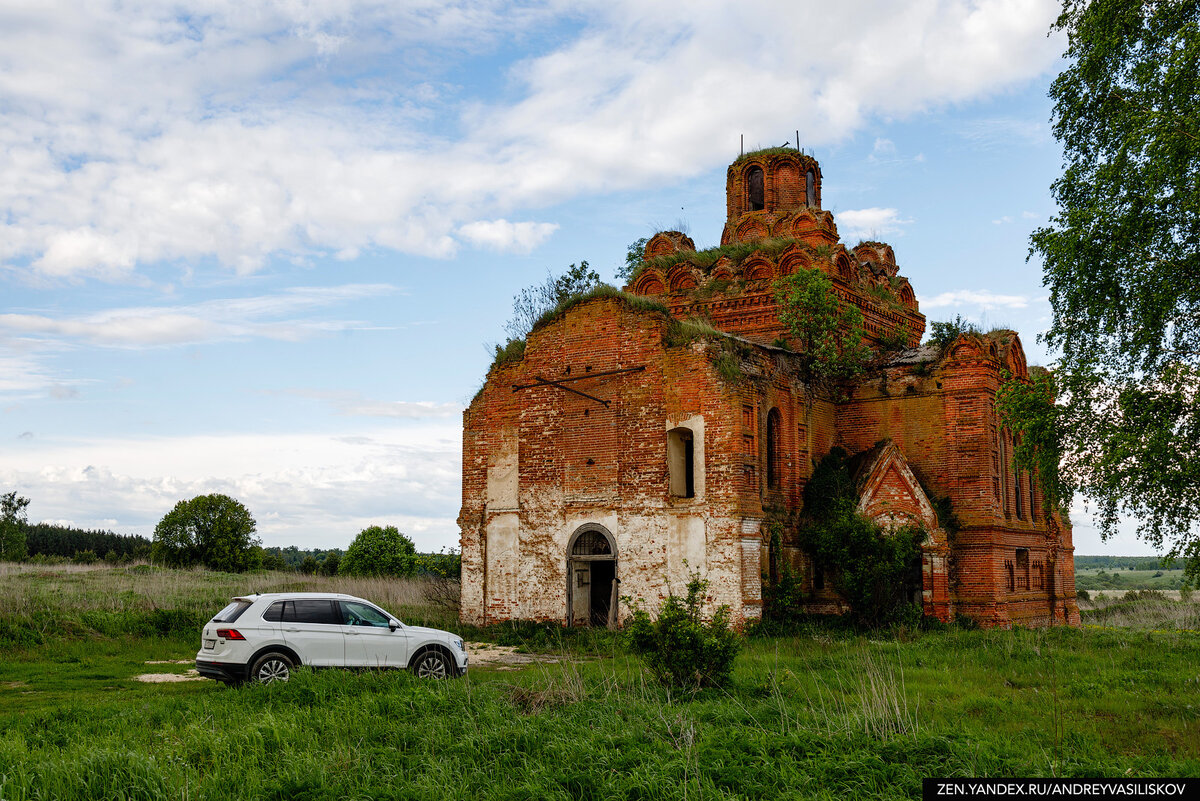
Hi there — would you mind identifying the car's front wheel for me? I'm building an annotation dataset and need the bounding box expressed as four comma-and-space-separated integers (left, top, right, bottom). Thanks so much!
250, 652, 293, 684
411, 649, 451, 679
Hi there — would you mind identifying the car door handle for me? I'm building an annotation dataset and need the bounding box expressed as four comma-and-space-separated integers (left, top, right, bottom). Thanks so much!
346, 631, 359, 635
285, 627, 300, 632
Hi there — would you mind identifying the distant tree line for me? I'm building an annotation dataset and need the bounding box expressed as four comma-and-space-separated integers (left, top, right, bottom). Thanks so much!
1075, 555, 1178, 571
23, 523, 152, 561
3, 489, 460, 578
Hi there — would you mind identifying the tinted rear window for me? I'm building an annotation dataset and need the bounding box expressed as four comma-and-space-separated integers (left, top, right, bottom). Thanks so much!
286, 599, 340, 625
263, 601, 285, 622
213, 600, 252, 623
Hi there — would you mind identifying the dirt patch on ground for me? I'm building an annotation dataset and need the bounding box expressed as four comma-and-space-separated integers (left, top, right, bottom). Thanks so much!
144, 659, 193, 665
135, 669, 207, 683
466, 642, 563, 670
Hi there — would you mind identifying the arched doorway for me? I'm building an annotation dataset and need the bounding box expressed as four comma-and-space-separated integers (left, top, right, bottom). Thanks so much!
567, 525, 617, 627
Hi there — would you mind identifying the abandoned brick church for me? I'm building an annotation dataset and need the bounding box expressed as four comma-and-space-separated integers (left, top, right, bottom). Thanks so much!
458, 149, 1079, 629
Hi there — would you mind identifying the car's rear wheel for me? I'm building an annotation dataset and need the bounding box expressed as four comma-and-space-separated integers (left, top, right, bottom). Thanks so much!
251, 652, 293, 684
412, 649, 450, 679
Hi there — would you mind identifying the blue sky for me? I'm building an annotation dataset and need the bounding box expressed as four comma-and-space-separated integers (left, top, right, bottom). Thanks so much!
0, 0, 1155, 555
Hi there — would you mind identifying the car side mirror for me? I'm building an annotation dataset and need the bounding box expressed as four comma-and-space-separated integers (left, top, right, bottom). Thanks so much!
389, 620, 400, 632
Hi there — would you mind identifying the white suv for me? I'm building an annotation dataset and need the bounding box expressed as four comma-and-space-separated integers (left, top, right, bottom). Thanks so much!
195, 592, 468, 684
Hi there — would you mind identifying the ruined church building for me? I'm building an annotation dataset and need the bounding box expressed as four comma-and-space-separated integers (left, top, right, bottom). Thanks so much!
459, 150, 1079, 629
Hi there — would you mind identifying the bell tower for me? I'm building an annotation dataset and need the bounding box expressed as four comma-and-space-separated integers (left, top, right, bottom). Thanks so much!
721, 151, 823, 246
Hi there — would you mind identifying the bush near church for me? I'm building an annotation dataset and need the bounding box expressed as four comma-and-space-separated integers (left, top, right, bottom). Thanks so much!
626, 576, 742, 691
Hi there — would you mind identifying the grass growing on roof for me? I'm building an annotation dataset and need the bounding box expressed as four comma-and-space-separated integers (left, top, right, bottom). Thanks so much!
732, 145, 809, 165
634, 237, 803, 281
528, 284, 671, 335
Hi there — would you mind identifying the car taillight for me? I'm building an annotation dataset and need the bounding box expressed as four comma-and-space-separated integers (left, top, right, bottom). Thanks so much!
216, 629, 245, 640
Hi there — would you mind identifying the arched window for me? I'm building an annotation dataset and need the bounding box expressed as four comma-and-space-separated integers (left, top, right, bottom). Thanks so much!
766, 408, 782, 490
747, 167, 764, 211
805, 169, 815, 207
667, 427, 695, 498
571, 528, 613, 556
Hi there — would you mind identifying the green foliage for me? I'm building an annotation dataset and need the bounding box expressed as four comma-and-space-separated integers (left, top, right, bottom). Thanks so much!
338, 525, 417, 578
299, 556, 319, 575
261, 552, 287, 571
414, 549, 460, 578
626, 575, 742, 691
636, 236, 799, 280
151, 494, 260, 572
22, 522, 150, 561
875, 321, 911, 353
927, 314, 981, 350
733, 145, 803, 164
529, 284, 670, 335
616, 236, 649, 284
995, 368, 1073, 520
762, 565, 808, 622
319, 552, 340, 576
4, 564, 1200, 797
489, 286, 672, 372
1032, 0, 1200, 574
1, 491, 31, 561
796, 449, 925, 627
1075, 555, 1174, 571
504, 260, 603, 341
773, 269, 870, 396
490, 337, 526, 370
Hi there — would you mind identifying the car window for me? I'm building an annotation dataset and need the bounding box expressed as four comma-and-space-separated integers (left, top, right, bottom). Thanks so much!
263, 601, 285, 622
289, 599, 339, 625
213, 600, 253, 623
340, 601, 391, 627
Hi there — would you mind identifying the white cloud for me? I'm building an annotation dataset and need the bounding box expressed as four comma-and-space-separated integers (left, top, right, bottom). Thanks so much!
279, 389, 462, 419
836, 207, 914, 239
923, 289, 1031, 310
956, 116, 1050, 149
458, 219, 559, 253
0, 426, 463, 551
0, 0, 1064, 281
0, 284, 398, 347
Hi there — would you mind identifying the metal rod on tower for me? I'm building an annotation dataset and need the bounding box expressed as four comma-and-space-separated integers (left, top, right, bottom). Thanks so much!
740, 134, 743, 156
796, 130, 800, 151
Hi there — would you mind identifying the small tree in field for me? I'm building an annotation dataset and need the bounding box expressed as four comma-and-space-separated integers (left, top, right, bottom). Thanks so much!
1, 491, 31, 561
338, 525, 417, 578
152, 494, 260, 572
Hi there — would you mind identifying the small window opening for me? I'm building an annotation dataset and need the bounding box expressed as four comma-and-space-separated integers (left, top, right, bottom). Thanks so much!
805, 169, 815, 207
766, 408, 782, 490
1005, 560, 1015, 593
747, 167, 764, 211
668, 427, 695, 498
1016, 548, 1030, 590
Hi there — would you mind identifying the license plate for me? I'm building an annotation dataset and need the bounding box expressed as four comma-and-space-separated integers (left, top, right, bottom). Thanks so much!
203, 639, 216, 649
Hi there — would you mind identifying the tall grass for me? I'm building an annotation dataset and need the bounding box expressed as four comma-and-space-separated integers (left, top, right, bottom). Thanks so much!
0, 562, 459, 646
1079, 589, 1200, 630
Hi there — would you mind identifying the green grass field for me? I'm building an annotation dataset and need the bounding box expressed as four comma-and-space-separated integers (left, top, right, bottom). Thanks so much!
1, 564, 1198, 800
